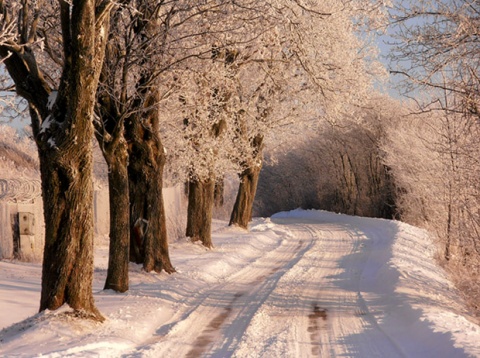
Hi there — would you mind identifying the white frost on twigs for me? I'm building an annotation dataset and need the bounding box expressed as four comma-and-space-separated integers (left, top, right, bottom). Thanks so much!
0, 178, 41, 202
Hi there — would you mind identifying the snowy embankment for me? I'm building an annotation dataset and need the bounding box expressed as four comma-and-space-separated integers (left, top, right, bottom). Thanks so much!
1, 210, 479, 357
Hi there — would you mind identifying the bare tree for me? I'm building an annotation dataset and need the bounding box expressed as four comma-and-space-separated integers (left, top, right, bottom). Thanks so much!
95, 1, 243, 270
389, 0, 480, 116
387, 0, 480, 312
94, 1, 178, 276
0, 0, 113, 320
162, 2, 276, 245
383, 98, 480, 260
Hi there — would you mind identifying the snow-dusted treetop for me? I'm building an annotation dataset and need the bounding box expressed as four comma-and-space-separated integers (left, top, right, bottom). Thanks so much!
161, 0, 389, 182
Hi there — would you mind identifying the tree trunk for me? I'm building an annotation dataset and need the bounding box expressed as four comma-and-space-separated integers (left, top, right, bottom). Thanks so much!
103, 140, 130, 292
230, 134, 264, 229
229, 162, 262, 229
186, 177, 215, 248
38, 125, 102, 319
118, 1, 175, 274
0, 0, 112, 320
126, 113, 175, 274
214, 176, 224, 207
95, 20, 132, 292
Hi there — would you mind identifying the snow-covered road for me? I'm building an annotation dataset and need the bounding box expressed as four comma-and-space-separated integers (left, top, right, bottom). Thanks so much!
1, 210, 480, 357
140, 221, 319, 357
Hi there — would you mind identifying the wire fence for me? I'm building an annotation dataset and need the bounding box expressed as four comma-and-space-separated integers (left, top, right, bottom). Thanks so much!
0, 178, 42, 203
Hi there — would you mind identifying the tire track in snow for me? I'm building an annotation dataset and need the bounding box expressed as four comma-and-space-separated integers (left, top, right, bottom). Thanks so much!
130, 228, 314, 357
231, 220, 405, 358
128, 219, 406, 358
128, 229, 290, 350
210, 237, 314, 357
301, 222, 403, 357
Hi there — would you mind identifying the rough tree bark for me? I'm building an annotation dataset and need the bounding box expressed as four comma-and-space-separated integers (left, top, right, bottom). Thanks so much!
105, 149, 130, 291
94, 117, 130, 292
186, 177, 215, 248
229, 162, 262, 229
0, 0, 112, 320
126, 96, 175, 273
230, 134, 264, 229
94, 8, 131, 292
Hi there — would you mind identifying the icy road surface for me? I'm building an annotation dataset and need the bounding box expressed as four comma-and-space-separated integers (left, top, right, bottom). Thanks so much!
1, 210, 479, 357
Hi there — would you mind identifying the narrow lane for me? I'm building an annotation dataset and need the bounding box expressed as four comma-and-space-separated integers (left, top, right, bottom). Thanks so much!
125, 216, 465, 358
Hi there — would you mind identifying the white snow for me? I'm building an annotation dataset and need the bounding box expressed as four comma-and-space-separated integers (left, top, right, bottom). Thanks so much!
47, 91, 58, 111
39, 115, 52, 134
1, 209, 480, 357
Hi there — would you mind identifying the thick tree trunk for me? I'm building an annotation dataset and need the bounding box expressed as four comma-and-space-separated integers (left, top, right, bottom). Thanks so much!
119, 1, 175, 274
0, 0, 112, 320
186, 177, 215, 248
38, 130, 102, 319
126, 114, 175, 274
230, 134, 264, 229
103, 141, 130, 292
229, 162, 262, 229
38, 1, 110, 320
96, 24, 132, 292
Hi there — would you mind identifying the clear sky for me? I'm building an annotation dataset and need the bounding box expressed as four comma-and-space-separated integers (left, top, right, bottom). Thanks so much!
0, 94, 30, 134
376, 26, 406, 99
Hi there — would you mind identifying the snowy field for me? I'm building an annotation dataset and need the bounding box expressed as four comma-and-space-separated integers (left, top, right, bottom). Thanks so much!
1, 209, 480, 357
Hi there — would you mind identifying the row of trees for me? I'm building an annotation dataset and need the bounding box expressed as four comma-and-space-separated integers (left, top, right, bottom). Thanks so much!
0, 0, 387, 320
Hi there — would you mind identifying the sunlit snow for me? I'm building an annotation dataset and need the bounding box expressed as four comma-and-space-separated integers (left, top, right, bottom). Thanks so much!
1, 210, 479, 357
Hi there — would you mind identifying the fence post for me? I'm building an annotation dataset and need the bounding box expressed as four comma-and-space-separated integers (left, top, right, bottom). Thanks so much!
0, 201, 14, 259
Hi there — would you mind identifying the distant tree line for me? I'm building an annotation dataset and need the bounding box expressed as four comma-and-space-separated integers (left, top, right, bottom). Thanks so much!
255, 95, 398, 220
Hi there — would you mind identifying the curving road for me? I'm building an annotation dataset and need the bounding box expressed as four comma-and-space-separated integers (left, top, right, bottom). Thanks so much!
123, 216, 458, 358
2, 212, 472, 357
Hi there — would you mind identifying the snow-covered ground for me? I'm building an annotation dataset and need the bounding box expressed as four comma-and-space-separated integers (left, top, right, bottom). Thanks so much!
1, 209, 479, 357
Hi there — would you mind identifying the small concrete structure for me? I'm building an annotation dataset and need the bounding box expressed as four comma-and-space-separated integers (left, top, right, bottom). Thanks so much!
0, 181, 185, 262
0, 178, 44, 261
